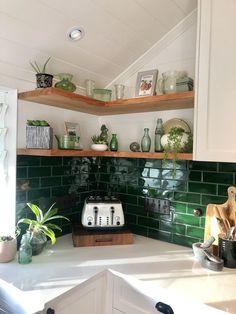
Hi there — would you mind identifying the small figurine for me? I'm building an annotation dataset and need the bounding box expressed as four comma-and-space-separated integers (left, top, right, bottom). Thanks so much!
99, 124, 109, 145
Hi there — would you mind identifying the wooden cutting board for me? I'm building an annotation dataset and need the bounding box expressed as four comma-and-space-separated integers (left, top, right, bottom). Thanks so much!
204, 186, 236, 253
72, 224, 134, 247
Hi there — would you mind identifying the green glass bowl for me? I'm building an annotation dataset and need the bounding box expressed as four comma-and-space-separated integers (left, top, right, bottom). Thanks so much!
93, 89, 112, 101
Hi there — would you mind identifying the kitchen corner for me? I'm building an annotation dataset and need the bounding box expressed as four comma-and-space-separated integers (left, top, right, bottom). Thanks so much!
0, 234, 235, 313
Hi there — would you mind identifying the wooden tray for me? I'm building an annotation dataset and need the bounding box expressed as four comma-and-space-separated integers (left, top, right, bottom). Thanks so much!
72, 224, 134, 247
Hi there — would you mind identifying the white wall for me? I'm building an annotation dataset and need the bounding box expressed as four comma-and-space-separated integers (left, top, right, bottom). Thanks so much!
0, 75, 99, 149
100, 21, 197, 151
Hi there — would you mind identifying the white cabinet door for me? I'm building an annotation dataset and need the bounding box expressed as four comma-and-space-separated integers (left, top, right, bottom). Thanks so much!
194, 0, 236, 161
43, 276, 106, 314
113, 276, 157, 314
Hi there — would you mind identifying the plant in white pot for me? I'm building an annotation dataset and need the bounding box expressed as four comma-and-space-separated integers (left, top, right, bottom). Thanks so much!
91, 135, 108, 151
17, 202, 70, 255
30, 57, 53, 88
0, 229, 20, 263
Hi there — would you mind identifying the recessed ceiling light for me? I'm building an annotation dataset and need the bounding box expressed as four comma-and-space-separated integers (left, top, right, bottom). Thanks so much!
67, 27, 84, 41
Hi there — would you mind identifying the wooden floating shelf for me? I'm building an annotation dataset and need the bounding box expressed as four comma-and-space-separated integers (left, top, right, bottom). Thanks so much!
17, 149, 193, 160
18, 88, 194, 116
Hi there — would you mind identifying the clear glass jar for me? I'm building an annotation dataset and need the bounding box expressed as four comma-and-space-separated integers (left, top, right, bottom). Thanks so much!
18, 233, 32, 264
55, 73, 76, 92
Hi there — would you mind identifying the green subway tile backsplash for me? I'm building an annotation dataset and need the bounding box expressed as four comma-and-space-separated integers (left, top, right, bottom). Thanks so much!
16, 157, 236, 248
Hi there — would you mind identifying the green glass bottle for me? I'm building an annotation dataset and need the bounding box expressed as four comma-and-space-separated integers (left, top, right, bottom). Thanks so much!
18, 233, 32, 264
141, 128, 151, 152
110, 134, 118, 151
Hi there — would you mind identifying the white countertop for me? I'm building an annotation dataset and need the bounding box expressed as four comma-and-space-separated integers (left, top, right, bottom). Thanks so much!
0, 234, 236, 313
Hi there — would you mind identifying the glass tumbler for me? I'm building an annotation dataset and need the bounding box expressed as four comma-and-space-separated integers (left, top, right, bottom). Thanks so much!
114, 84, 125, 100
85, 79, 95, 97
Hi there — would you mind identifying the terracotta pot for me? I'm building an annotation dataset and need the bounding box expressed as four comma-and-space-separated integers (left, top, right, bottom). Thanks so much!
0, 238, 17, 263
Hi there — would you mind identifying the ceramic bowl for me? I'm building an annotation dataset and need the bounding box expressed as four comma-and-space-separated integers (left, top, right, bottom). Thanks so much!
91, 144, 108, 151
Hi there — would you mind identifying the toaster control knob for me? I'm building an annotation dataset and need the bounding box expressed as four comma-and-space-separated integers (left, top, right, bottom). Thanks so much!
88, 221, 92, 226
117, 221, 120, 225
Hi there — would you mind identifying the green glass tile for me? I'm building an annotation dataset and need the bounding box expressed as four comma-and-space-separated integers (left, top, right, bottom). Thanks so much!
52, 166, 71, 175
120, 194, 137, 204
62, 157, 74, 166
189, 171, 202, 181
99, 173, 111, 182
28, 188, 51, 200
144, 160, 162, 168
41, 176, 62, 187
161, 180, 186, 191
138, 197, 145, 207
141, 178, 161, 188
219, 162, 236, 172
187, 204, 206, 216
28, 167, 51, 178
17, 167, 27, 179
175, 213, 200, 226
190, 161, 217, 171
148, 228, 171, 242
16, 191, 26, 202
128, 223, 148, 237
51, 186, 71, 197
137, 216, 159, 229
159, 220, 172, 233
171, 202, 187, 213
17, 178, 40, 191
126, 204, 146, 216
173, 234, 199, 247
202, 194, 227, 205
149, 168, 160, 178
186, 226, 204, 239
127, 186, 146, 196
125, 213, 137, 224
41, 157, 63, 166
203, 172, 233, 184
174, 192, 200, 204
188, 182, 217, 195
218, 185, 230, 196
17, 156, 40, 166
162, 169, 187, 180
200, 217, 206, 228
142, 168, 150, 177
172, 223, 186, 235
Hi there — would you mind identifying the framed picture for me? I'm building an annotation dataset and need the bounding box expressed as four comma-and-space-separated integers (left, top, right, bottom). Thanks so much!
135, 69, 158, 97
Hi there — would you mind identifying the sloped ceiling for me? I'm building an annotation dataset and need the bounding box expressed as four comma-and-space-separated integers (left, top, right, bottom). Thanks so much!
0, 0, 197, 90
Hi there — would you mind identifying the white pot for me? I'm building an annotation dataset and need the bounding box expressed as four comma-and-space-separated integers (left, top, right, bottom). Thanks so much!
91, 144, 108, 151
161, 132, 189, 150
0, 238, 17, 263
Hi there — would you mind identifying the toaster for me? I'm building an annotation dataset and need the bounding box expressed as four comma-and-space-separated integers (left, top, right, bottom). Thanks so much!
81, 196, 125, 229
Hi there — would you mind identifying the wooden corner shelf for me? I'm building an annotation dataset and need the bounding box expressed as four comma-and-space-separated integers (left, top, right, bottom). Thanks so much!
17, 149, 193, 160
18, 88, 194, 116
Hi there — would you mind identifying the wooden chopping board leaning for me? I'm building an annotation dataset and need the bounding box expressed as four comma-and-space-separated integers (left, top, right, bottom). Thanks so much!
204, 186, 236, 253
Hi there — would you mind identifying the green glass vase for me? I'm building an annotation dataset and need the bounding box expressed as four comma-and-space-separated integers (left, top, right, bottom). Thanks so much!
110, 134, 118, 151
141, 128, 151, 152
55, 73, 76, 92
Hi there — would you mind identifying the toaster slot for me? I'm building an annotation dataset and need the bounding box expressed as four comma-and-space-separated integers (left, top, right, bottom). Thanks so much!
110, 206, 115, 225
93, 206, 98, 226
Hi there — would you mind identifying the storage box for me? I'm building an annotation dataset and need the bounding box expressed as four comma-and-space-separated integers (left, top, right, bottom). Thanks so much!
26, 126, 53, 149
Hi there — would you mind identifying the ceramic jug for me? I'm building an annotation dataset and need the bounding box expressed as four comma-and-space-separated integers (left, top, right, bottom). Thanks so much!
158, 71, 187, 94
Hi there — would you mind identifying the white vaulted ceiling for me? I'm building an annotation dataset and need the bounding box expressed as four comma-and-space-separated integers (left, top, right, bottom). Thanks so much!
0, 0, 197, 90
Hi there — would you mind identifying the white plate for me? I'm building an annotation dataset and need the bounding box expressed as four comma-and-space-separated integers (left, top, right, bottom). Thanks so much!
163, 118, 191, 134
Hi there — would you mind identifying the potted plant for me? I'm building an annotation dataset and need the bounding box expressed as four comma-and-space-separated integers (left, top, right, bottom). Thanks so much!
91, 125, 109, 151
161, 127, 193, 178
30, 57, 53, 88
0, 228, 20, 263
17, 202, 70, 255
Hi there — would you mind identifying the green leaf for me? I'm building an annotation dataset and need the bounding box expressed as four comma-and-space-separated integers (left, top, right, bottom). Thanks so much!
41, 203, 58, 223
42, 57, 51, 73
27, 203, 43, 222
40, 226, 56, 244
45, 223, 62, 232
45, 215, 70, 223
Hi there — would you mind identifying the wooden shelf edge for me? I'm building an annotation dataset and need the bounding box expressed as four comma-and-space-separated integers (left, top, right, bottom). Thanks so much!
17, 149, 193, 160
18, 88, 194, 115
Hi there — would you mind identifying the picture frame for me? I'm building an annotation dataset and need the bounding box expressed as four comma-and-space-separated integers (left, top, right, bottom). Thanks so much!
135, 69, 158, 97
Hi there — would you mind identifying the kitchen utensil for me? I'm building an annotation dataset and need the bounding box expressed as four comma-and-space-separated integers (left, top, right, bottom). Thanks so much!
200, 236, 215, 249
203, 250, 223, 264
81, 196, 125, 229
219, 234, 236, 268
226, 226, 235, 240
201, 256, 224, 272
204, 186, 236, 251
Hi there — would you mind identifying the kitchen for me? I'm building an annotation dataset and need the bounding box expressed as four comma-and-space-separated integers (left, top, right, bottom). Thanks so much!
1, 0, 236, 313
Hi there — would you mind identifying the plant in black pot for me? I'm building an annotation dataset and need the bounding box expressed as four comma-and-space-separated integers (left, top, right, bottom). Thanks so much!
30, 57, 53, 88
17, 202, 70, 255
